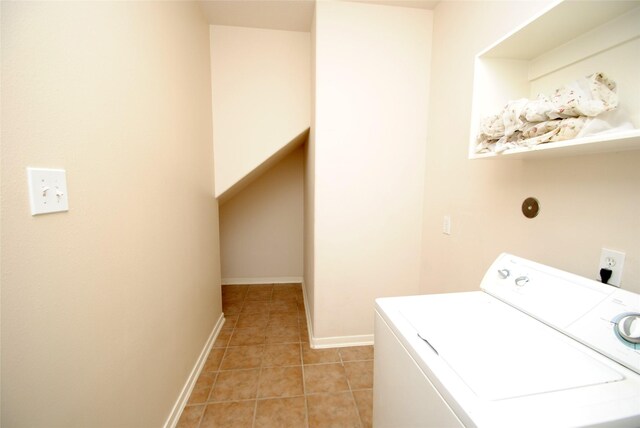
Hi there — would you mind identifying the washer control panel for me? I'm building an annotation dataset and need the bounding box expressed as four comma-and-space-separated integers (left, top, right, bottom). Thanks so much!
481, 253, 640, 375
481, 254, 613, 330
568, 289, 640, 374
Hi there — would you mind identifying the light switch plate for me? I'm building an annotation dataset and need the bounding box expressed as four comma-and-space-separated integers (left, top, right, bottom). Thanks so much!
27, 167, 69, 215
443, 215, 451, 235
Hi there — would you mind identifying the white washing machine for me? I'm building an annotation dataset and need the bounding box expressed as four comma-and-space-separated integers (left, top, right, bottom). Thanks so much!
373, 253, 640, 427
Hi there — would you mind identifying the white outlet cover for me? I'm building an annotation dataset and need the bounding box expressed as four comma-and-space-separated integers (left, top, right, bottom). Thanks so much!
27, 167, 69, 215
599, 248, 625, 287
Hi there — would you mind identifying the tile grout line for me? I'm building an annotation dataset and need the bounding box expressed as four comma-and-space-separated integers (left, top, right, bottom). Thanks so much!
253, 302, 272, 428
300, 332, 310, 428
203, 372, 219, 405
195, 400, 206, 428
232, 291, 260, 427
342, 341, 366, 428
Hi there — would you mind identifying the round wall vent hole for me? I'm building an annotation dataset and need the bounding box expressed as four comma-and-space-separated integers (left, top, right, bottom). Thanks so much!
522, 197, 540, 219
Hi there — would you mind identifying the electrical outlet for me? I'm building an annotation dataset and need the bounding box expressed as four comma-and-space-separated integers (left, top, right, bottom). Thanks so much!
599, 248, 625, 287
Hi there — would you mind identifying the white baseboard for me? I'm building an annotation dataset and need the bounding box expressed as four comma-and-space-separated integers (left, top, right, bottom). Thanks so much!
300, 280, 374, 349
222, 276, 303, 285
163, 312, 225, 428
311, 333, 374, 349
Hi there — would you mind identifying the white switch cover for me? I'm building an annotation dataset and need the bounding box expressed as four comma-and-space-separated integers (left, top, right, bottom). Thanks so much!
27, 168, 69, 215
443, 215, 451, 235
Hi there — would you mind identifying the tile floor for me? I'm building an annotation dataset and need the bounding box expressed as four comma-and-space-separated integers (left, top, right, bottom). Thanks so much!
176, 283, 374, 428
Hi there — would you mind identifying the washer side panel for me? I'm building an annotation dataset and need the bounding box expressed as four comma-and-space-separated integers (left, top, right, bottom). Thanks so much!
373, 310, 465, 428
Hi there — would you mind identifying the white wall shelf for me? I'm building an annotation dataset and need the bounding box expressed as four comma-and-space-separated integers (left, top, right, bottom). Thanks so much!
469, 0, 640, 160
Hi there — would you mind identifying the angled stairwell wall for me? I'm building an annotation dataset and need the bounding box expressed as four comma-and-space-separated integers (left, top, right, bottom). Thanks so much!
209, 25, 311, 200
219, 146, 304, 285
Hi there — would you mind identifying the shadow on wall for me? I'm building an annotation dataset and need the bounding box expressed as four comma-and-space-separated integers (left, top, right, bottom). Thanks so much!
217, 128, 309, 204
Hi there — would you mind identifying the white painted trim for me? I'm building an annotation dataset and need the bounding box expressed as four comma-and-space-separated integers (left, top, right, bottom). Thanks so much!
300, 280, 374, 349
222, 276, 303, 285
163, 313, 225, 428
311, 334, 374, 349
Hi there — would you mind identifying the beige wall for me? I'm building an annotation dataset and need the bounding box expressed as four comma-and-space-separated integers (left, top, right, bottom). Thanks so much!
311, 1, 433, 342
1, 2, 222, 427
220, 147, 304, 283
421, 0, 640, 295
210, 25, 310, 198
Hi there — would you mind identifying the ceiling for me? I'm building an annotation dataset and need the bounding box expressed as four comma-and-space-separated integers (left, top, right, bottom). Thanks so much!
199, 0, 439, 32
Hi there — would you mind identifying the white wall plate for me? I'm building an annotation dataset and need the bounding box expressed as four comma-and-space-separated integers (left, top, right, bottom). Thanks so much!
27, 167, 69, 215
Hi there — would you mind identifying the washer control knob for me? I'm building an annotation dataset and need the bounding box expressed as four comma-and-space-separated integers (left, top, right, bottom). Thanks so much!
497, 269, 510, 279
515, 276, 529, 287
617, 314, 640, 344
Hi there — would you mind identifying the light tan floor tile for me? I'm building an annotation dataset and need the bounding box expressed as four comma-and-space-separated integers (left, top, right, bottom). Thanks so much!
344, 360, 373, 390
263, 343, 302, 367
221, 314, 238, 330
272, 288, 299, 301
353, 389, 373, 428
302, 343, 340, 365
307, 392, 360, 428
222, 286, 245, 297
203, 348, 226, 372
339, 346, 374, 362
265, 324, 300, 344
270, 310, 298, 320
229, 327, 267, 346
270, 300, 299, 313
221, 286, 248, 300
213, 330, 232, 348
255, 396, 306, 428
209, 369, 260, 402
241, 300, 271, 314
187, 372, 216, 405
200, 400, 255, 428
268, 313, 299, 328
222, 290, 246, 302
222, 301, 244, 315
265, 334, 300, 345
303, 363, 349, 394
222, 284, 249, 297
266, 323, 298, 334
180, 283, 378, 428
299, 327, 310, 343
258, 366, 304, 398
246, 285, 274, 301
236, 312, 270, 329
222, 297, 244, 310
176, 405, 205, 428
272, 284, 299, 293
220, 345, 264, 370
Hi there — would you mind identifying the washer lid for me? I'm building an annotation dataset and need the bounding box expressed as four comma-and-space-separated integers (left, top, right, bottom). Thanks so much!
401, 292, 623, 401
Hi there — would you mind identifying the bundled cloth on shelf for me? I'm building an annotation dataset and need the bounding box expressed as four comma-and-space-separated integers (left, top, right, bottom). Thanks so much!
475, 72, 633, 154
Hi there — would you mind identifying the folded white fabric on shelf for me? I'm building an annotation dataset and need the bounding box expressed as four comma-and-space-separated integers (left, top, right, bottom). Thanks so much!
475, 72, 631, 154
